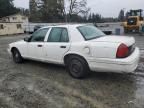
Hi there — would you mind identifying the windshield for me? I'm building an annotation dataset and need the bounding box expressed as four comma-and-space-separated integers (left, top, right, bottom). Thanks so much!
77, 25, 106, 40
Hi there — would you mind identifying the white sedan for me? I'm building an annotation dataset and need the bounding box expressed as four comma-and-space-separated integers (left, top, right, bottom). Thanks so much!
8, 24, 140, 78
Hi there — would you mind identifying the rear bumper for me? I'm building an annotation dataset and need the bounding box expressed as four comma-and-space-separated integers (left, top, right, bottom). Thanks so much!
88, 47, 140, 73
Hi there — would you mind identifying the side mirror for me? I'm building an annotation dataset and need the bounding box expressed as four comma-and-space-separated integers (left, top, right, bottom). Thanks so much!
24, 37, 30, 42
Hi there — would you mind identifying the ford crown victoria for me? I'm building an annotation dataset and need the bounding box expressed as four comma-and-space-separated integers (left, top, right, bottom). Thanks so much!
8, 24, 140, 78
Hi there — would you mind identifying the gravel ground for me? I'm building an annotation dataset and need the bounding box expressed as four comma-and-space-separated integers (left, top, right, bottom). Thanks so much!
0, 34, 144, 108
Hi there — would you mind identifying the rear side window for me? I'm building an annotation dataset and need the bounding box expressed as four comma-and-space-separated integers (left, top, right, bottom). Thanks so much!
61, 29, 69, 42
48, 28, 69, 42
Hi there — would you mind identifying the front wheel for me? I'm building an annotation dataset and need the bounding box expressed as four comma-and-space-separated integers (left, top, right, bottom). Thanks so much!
66, 56, 89, 79
12, 49, 23, 63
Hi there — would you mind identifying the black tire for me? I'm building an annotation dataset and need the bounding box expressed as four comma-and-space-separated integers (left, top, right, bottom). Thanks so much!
12, 48, 23, 63
66, 55, 89, 79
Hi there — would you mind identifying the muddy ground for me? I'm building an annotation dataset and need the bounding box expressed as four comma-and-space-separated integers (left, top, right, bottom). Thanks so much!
0, 34, 144, 108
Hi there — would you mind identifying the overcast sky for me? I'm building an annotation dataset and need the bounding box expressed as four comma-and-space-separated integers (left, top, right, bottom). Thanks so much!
13, 0, 144, 17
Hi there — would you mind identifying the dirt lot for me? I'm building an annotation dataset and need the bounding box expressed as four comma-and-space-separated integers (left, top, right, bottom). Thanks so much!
0, 34, 144, 108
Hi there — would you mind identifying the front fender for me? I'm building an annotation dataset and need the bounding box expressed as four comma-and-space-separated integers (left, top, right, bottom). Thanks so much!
9, 40, 27, 57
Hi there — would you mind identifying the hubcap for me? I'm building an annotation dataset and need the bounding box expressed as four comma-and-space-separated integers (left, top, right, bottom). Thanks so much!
72, 64, 81, 73
15, 53, 19, 58
13, 51, 19, 61
70, 59, 83, 76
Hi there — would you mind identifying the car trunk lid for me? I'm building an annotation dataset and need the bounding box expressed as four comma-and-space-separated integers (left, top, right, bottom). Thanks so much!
89, 35, 135, 46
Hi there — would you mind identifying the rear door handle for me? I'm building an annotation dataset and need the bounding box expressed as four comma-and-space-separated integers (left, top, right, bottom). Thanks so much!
37, 45, 43, 47
60, 46, 66, 48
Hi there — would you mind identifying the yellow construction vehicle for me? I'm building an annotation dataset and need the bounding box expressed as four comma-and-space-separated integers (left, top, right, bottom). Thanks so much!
123, 9, 144, 33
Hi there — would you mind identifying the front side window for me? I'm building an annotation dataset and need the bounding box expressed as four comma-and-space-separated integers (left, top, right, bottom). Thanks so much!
48, 28, 69, 42
30, 28, 49, 42
77, 25, 105, 40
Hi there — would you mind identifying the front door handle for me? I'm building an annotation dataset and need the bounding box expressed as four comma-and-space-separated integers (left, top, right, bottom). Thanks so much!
60, 46, 66, 48
37, 45, 43, 47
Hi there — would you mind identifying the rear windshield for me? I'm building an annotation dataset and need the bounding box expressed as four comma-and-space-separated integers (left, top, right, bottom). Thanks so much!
77, 25, 106, 40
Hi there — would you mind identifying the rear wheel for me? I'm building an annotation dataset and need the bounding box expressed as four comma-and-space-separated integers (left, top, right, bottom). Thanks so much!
12, 48, 23, 63
66, 55, 89, 79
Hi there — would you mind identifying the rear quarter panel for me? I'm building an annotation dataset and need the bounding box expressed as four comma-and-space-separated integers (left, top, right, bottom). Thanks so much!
65, 41, 120, 60
90, 42, 120, 59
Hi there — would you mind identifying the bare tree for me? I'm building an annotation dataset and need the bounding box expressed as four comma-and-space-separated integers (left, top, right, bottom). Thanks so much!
29, 0, 90, 22
67, 0, 90, 21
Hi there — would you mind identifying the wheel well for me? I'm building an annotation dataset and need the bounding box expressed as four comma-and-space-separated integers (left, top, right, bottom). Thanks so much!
64, 54, 89, 67
11, 47, 18, 53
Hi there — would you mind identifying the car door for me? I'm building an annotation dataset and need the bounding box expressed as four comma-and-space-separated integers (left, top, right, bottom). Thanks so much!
27, 28, 49, 60
44, 27, 70, 64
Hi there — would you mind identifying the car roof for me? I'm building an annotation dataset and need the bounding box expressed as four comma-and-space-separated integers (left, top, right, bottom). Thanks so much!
41, 24, 88, 29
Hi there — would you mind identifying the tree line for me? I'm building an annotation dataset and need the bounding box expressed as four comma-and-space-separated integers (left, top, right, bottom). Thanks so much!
29, 0, 119, 23
0, 0, 119, 23
0, 0, 29, 18
0, 0, 19, 17
29, 0, 90, 22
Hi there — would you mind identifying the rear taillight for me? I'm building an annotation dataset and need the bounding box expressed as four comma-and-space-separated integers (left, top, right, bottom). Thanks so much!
116, 43, 129, 58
